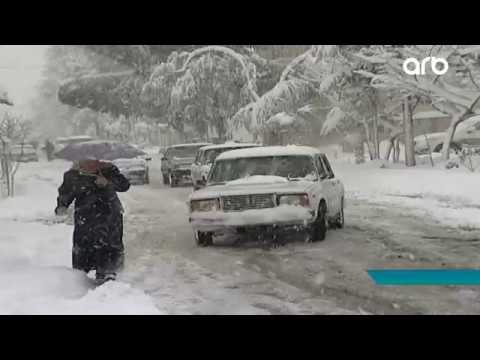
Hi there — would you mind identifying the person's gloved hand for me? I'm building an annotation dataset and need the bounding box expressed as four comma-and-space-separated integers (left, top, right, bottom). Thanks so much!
95, 175, 109, 187
55, 206, 68, 216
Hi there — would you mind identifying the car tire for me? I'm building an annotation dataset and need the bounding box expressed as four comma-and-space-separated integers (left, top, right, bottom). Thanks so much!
169, 174, 177, 187
195, 231, 213, 247
307, 201, 327, 242
332, 198, 345, 229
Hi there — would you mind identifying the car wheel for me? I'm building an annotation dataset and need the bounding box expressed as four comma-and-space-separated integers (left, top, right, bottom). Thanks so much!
169, 174, 177, 187
162, 174, 170, 185
307, 201, 327, 242
332, 198, 345, 229
195, 231, 213, 247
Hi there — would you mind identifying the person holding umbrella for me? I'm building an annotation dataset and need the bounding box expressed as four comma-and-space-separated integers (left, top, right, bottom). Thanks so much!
55, 158, 131, 284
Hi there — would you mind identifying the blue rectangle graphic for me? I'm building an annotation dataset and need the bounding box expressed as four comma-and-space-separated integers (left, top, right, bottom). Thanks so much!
368, 269, 480, 286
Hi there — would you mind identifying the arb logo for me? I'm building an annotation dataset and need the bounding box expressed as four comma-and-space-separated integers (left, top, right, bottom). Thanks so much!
403, 57, 449, 76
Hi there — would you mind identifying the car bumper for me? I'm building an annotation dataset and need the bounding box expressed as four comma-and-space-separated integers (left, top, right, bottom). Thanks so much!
172, 169, 192, 181
189, 207, 315, 232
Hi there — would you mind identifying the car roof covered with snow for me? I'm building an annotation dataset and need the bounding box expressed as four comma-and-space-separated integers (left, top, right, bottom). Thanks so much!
216, 145, 322, 161
168, 143, 212, 149
199, 142, 260, 151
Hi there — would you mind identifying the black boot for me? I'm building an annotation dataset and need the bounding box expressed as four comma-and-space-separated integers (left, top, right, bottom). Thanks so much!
95, 271, 116, 285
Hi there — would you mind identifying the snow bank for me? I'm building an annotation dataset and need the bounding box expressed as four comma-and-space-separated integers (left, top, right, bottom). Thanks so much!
0, 160, 70, 221
334, 161, 480, 229
0, 160, 163, 314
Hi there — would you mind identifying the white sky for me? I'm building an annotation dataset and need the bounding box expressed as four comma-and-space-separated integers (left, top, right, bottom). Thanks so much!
0, 45, 48, 113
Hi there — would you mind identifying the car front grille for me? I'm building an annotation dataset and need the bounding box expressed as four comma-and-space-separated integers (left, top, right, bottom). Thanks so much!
222, 194, 275, 212
173, 169, 191, 176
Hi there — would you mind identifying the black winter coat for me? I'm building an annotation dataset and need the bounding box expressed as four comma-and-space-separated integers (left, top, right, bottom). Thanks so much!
57, 165, 130, 215
56, 164, 130, 275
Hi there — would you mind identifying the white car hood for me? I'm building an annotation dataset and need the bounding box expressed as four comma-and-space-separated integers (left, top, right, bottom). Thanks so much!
190, 180, 317, 200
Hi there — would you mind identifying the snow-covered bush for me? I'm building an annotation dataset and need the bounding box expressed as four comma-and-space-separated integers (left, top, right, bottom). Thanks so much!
0, 113, 32, 197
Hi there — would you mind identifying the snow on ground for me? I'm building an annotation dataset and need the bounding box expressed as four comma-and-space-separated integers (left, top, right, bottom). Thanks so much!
3, 152, 480, 314
333, 158, 480, 229
0, 160, 163, 315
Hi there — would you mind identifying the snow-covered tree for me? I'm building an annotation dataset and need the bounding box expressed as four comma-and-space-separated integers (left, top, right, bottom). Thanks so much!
30, 45, 125, 138
350, 45, 480, 160
0, 112, 32, 197
143, 46, 263, 141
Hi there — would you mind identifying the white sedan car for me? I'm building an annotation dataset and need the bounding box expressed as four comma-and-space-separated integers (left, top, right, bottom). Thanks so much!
188, 146, 345, 247
191, 142, 260, 190
113, 158, 150, 185
415, 115, 480, 154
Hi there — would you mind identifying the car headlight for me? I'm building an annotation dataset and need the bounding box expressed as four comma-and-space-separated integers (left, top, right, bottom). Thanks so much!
278, 194, 310, 207
190, 198, 220, 212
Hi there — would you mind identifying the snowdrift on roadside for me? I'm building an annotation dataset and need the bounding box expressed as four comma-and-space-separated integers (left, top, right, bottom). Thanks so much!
0, 160, 163, 315
334, 161, 480, 229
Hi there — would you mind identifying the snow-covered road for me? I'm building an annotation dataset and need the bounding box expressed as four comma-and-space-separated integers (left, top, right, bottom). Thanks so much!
1, 157, 480, 314
118, 157, 480, 314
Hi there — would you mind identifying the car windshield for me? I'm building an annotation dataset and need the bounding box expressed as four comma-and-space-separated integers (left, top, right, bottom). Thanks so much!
208, 155, 317, 184
459, 118, 480, 131
203, 147, 255, 164
167, 146, 201, 158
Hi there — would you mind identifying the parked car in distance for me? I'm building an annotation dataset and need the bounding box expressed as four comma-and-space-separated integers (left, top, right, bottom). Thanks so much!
10, 144, 39, 162
52, 136, 94, 155
161, 143, 211, 187
191, 142, 261, 190
113, 158, 150, 185
188, 145, 345, 247
415, 115, 480, 155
